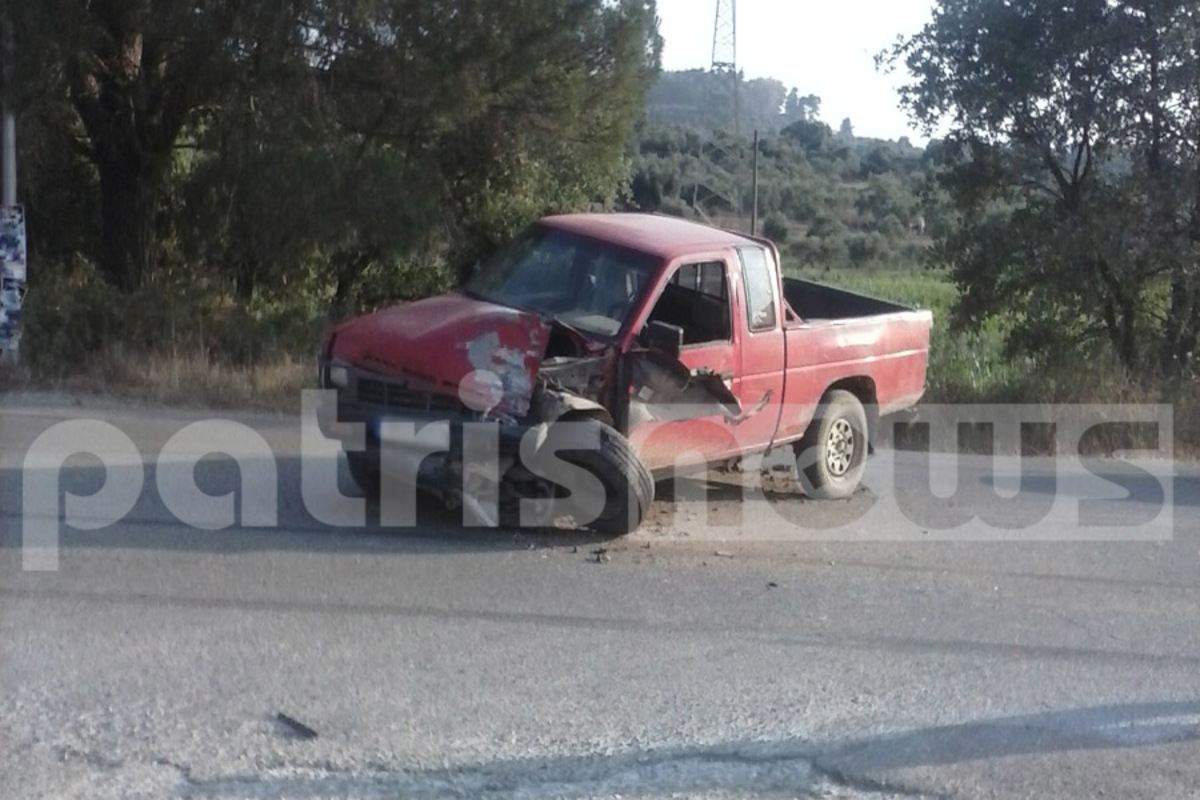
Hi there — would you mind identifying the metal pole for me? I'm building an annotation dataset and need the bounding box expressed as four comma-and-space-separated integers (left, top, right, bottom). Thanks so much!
1, 107, 14, 207
750, 129, 759, 236
1, 9, 13, 207
1, 9, 21, 366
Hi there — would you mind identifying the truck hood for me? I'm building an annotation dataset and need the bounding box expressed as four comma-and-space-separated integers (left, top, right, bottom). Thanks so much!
329, 292, 551, 418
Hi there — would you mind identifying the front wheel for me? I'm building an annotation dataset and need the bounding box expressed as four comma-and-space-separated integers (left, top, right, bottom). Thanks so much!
795, 390, 869, 500
538, 419, 654, 536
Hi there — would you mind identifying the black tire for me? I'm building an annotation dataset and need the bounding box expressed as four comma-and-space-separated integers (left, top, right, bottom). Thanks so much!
345, 450, 380, 499
796, 390, 869, 500
540, 419, 654, 536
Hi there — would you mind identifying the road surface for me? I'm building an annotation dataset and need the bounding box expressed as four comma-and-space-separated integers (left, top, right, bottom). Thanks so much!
2, 395, 1198, 799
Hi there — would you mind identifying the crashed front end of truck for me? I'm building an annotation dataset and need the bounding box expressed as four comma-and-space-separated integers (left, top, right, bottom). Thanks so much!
316, 224, 747, 535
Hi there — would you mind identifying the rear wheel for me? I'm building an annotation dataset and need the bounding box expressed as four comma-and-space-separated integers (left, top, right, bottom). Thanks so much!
539, 419, 654, 536
796, 390, 869, 500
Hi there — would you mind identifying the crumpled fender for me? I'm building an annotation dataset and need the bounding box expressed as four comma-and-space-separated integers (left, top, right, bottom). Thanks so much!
328, 292, 550, 418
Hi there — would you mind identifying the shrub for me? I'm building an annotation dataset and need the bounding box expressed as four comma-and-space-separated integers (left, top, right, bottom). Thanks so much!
879, 214, 907, 239
762, 212, 790, 244
22, 260, 125, 371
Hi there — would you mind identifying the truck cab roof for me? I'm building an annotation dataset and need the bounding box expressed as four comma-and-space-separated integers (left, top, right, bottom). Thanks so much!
540, 213, 756, 261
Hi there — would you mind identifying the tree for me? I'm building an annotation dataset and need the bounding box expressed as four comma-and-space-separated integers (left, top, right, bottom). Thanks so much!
23, 2, 293, 291
889, 0, 1200, 377
647, 71, 816, 133
19, 0, 661, 299
856, 173, 914, 224
783, 89, 821, 123
782, 118, 832, 154
762, 212, 789, 243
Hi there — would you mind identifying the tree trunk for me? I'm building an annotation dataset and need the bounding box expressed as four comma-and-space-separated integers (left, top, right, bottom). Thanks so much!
330, 250, 374, 316
1119, 296, 1137, 373
234, 256, 257, 303
1162, 277, 1199, 379
97, 152, 158, 293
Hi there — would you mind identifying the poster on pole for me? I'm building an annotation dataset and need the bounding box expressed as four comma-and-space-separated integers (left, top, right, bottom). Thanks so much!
0, 205, 26, 282
0, 206, 26, 355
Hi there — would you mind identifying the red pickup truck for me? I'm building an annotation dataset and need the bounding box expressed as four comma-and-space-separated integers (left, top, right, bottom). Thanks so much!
318, 213, 931, 534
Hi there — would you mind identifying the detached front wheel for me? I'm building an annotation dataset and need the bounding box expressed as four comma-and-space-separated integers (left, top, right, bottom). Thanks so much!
796, 390, 869, 500
539, 419, 654, 536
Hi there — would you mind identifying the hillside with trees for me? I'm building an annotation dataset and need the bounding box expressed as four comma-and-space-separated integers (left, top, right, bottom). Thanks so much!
634, 69, 939, 272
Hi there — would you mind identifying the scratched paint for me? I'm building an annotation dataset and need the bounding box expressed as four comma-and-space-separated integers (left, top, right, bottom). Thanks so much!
464, 328, 544, 417
832, 321, 885, 349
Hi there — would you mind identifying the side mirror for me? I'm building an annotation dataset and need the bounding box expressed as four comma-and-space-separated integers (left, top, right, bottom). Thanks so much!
642, 320, 684, 359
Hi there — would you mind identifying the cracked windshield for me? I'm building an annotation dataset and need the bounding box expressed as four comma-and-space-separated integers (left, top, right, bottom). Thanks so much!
1, 1, 1197, 799
466, 226, 658, 337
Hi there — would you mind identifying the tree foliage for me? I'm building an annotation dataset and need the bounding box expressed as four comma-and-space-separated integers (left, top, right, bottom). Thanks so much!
889, 0, 1200, 378
647, 69, 818, 133
16, 0, 661, 309
626, 119, 938, 269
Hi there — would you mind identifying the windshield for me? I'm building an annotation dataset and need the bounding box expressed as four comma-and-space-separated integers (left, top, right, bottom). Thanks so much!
465, 225, 660, 337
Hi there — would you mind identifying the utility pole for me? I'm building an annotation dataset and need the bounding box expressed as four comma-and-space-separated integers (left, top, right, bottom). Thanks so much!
1, 9, 14, 207
1, 108, 14, 208
1, 7, 22, 366
751, 130, 759, 236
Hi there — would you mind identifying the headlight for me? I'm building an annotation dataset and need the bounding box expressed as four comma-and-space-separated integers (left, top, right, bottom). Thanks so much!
329, 365, 350, 388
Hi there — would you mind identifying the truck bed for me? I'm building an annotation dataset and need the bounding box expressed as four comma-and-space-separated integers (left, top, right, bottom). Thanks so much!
782, 277, 912, 321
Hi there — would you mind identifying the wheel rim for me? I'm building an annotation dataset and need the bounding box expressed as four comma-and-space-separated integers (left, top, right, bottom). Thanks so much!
825, 418, 855, 477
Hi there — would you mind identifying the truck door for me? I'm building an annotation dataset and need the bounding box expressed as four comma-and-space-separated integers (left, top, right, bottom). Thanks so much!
627, 257, 747, 472
731, 244, 787, 452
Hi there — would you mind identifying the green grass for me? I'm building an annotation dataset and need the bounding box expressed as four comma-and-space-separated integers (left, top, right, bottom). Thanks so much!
785, 263, 1030, 404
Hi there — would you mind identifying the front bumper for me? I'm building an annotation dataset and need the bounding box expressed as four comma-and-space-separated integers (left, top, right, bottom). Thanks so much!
316, 359, 535, 463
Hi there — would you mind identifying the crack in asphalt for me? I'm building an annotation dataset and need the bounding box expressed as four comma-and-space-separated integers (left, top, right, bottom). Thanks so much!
56, 744, 126, 772
158, 746, 934, 799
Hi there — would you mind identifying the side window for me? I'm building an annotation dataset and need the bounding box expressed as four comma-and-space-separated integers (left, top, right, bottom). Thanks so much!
738, 246, 777, 332
647, 261, 732, 346
671, 263, 698, 290
699, 262, 726, 299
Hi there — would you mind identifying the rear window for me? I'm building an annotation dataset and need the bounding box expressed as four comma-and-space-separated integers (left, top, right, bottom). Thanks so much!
738, 246, 777, 331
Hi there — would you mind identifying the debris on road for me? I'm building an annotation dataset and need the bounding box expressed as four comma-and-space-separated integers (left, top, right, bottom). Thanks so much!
591, 547, 610, 564
714, 550, 734, 558
275, 712, 319, 740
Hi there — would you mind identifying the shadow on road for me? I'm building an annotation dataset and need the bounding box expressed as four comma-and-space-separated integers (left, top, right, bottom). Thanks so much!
2, 452, 1196, 558
979, 459, 1200, 509
0, 456, 625, 557
178, 700, 1200, 798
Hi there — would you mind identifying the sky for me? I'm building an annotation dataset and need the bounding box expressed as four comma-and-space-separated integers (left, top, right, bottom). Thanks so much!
654, 0, 938, 142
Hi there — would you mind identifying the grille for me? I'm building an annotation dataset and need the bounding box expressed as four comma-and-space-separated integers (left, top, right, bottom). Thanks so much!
355, 377, 463, 415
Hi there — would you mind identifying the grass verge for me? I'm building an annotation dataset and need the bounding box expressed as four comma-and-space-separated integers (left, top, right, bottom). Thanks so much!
2, 348, 310, 413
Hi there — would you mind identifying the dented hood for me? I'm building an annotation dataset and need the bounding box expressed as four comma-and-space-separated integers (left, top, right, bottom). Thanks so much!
330, 292, 551, 417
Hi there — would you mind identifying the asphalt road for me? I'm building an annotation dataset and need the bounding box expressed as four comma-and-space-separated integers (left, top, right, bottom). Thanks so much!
2, 395, 1199, 799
